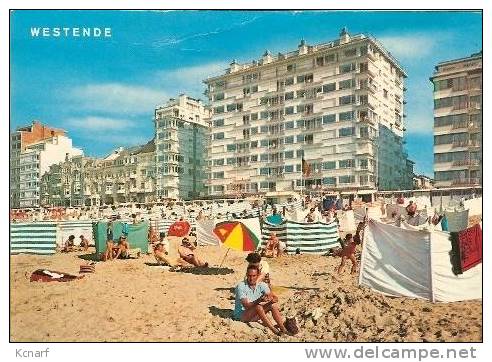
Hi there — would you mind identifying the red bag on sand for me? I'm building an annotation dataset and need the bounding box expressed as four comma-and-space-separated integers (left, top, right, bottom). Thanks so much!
168, 221, 191, 237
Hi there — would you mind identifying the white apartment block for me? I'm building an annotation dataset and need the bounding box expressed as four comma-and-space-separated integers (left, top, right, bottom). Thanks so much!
204, 29, 409, 197
431, 51, 482, 188
18, 135, 83, 207
154, 94, 211, 200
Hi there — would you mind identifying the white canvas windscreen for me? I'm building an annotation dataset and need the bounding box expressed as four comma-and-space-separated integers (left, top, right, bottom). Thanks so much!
360, 220, 482, 302
359, 220, 432, 300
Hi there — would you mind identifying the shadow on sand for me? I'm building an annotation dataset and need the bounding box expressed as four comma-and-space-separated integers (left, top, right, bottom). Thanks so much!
77, 253, 101, 262
177, 267, 235, 275
209, 306, 234, 319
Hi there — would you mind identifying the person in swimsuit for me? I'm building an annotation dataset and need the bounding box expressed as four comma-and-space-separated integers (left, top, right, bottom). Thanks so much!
154, 243, 181, 267
103, 221, 114, 261
79, 235, 89, 251
178, 237, 208, 267
337, 233, 358, 275
114, 235, 130, 259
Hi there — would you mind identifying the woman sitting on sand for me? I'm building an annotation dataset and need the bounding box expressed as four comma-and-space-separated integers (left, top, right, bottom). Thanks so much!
337, 233, 359, 275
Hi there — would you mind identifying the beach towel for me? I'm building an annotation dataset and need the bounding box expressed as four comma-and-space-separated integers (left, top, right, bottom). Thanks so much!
168, 221, 191, 237
30, 269, 84, 282
450, 224, 482, 275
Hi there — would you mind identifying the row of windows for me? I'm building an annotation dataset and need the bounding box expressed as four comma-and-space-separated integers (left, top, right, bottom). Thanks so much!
434, 133, 479, 145
434, 76, 481, 93
434, 95, 468, 110
209, 156, 362, 170
434, 151, 481, 163
434, 170, 481, 182
434, 76, 468, 92
434, 113, 481, 128
213, 126, 356, 144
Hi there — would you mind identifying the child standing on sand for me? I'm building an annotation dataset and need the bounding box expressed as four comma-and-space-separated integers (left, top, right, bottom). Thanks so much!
337, 233, 358, 275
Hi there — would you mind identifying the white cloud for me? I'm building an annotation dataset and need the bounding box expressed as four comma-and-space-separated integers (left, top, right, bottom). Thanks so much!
378, 34, 439, 59
65, 116, 138, 131
70, 83, 168, 115
156, 61, 228, 98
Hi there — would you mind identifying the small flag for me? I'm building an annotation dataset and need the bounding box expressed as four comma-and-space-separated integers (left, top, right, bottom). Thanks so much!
302, 157, 311, 177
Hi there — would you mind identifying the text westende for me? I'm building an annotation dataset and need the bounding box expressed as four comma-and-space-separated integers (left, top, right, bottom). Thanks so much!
30, 27, 112, 38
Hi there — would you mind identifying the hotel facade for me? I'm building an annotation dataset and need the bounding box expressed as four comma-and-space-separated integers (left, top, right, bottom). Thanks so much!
204, 29, 413, 197
430, 52, 482, 188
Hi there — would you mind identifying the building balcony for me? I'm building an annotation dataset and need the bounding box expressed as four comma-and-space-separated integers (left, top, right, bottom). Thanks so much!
451, 178, 481, 186
358, 67, 377, 78
452, 122, 469, 130
468, 102, 481, 111
451, 159, 478, 167
451, 141, 470, 148
358, 116, 376, 126
105, 190, 112, 195
468, 140, 481, 149
366, 51, 377, 62
468, 124, 481, 133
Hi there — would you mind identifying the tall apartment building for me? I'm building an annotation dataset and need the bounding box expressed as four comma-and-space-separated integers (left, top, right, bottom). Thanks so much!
10, 121, 66, 208
154, 94, 211, 200
204, 29, 412, 197
40, 140, 156, 206
17, 134, 83, 208
431, 51, 482, 188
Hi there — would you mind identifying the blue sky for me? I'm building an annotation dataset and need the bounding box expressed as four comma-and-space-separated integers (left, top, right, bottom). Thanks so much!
10, 10, 482, 176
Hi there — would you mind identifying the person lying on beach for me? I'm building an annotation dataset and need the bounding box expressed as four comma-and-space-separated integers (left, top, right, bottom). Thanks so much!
154, 243, 181, 268
337, 233, 358, 275
234, 264, 289, 336
79, 235, 89, 251
246, 252, 271, 287
113, 235, 130, 259
178, 238, 208, 267
62, 235, 76, 252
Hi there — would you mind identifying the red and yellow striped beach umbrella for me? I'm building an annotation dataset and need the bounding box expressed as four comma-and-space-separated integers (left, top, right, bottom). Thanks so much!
213, 221, 260, 252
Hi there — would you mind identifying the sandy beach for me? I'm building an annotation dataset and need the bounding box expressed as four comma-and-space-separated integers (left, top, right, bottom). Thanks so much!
10, 237, 482, 343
